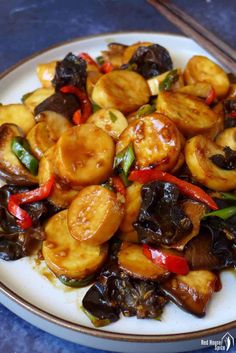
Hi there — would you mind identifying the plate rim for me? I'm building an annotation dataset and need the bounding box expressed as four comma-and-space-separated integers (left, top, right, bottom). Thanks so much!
0, 30, 235, 343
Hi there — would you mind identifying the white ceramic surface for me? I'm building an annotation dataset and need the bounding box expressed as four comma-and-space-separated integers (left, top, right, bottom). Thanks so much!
0, 32, 235, 353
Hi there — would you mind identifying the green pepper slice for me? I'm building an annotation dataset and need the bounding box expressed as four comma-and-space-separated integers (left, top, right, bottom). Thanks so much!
203, 206, 236, 220
11, 137, 38, 176
81, 306, 111, 327
58, 273, 95, 288
159, 69, 179, 92
114, 143, 135, 176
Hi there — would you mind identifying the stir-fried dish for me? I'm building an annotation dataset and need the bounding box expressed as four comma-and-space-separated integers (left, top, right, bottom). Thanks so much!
0, 41, 236, 327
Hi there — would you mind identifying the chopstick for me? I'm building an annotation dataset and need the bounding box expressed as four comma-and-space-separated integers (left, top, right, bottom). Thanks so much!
147, 0, 236, 72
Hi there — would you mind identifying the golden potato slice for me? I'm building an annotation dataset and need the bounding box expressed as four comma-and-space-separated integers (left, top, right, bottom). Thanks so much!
43, 210, 108, 279
35, 111, 72, 141
178, 82, 213, 99
147, 69, 184, 96
26, 122, 55, 159
169, 152, 185, 174
55, 124, 115, 187
161, 270, 217, 317
38, 146, 78, 208
24, 87, 55, 113
118, 242, 169, 281
157, 92, 218, 138
122, 42, 153, 63
0, 124, 38, 184
101, 43, 127, 68
184, 55, 230, 98
215, 127, 236, 151
86, 70, 103, 99
87, 108, 128, 141
185, 135, 236, 191
119, 182, 142, 233
92, 70, 150, 114
68, 185, 124, 245
116, 113, 182, 170
37, 61, 56, 88
0, 104, 35, 134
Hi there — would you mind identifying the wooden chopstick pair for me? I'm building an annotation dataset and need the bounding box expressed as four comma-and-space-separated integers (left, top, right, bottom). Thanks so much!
147, 0, 236, 72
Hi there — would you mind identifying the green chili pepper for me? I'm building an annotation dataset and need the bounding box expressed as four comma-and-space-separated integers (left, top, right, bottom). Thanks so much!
203, 206, 236, 220
216, 192, 236, 201
159, 69, 179, 92
11, 137, 38, 176
58, 274, 95, 288
81, 306, 111, 327
119, 170, 131, 187
96, 56, 105, 65
137, 104, 156, 117
109, 111, 118, 122
92, 102, 101, 113
114, 143, 135, 176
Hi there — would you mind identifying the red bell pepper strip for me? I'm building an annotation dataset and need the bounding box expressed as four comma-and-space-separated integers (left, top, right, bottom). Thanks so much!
100, 62, 114, 74
79, 53, 100, 70
8, 176, 55, 229
60, 86, 92, 124
112, 176, 126, 196
72, 109, 82, 125
229, 111, 236, 118
143, 244, 189, 275
129, 169, 218, 210
205, 87, 216, 105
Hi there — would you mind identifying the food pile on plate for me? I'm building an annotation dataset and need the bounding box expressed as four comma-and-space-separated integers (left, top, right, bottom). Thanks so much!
0, 41, 235, 327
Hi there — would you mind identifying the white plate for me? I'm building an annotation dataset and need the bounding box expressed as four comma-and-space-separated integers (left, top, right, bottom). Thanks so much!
0, 32, 235, 353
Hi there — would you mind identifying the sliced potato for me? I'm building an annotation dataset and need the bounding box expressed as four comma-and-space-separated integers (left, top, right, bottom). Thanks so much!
122, 42, 152, 63
43, 210, 108, 279
38, 146, 78, 208
169, 152, 185, 174
185, 135, 236, 191
26, 122, 55, 159
178, 82, 213, 99
55, 124, 115, 187
87, 108, 128, 141
0, 124, 38, 185
24, 87, 55, 113
0, 104, 35, 134
118, 242, 169, 281
204, 101, 224, 140
92, 70, 150, 114
184, 55, 230, 98
161, 270, 217, 317
147, 69, 184, 96
35, 111, 72, 141
36, 61, 56, 88
116, 113, 182, 171
157, 92, 218, 138
68, 185, 124, 245
215, 127, 236, 151
86, 70, 103, 99
171, 201, 207, 250
119, 182, 142, 233
102, 43, 127, 68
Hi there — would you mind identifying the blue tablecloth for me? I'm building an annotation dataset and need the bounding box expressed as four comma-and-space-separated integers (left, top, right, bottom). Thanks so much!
0, 1, 235, 353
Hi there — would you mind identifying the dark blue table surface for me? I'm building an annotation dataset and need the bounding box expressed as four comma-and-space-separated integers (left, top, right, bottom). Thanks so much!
0, 1, 236, 353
